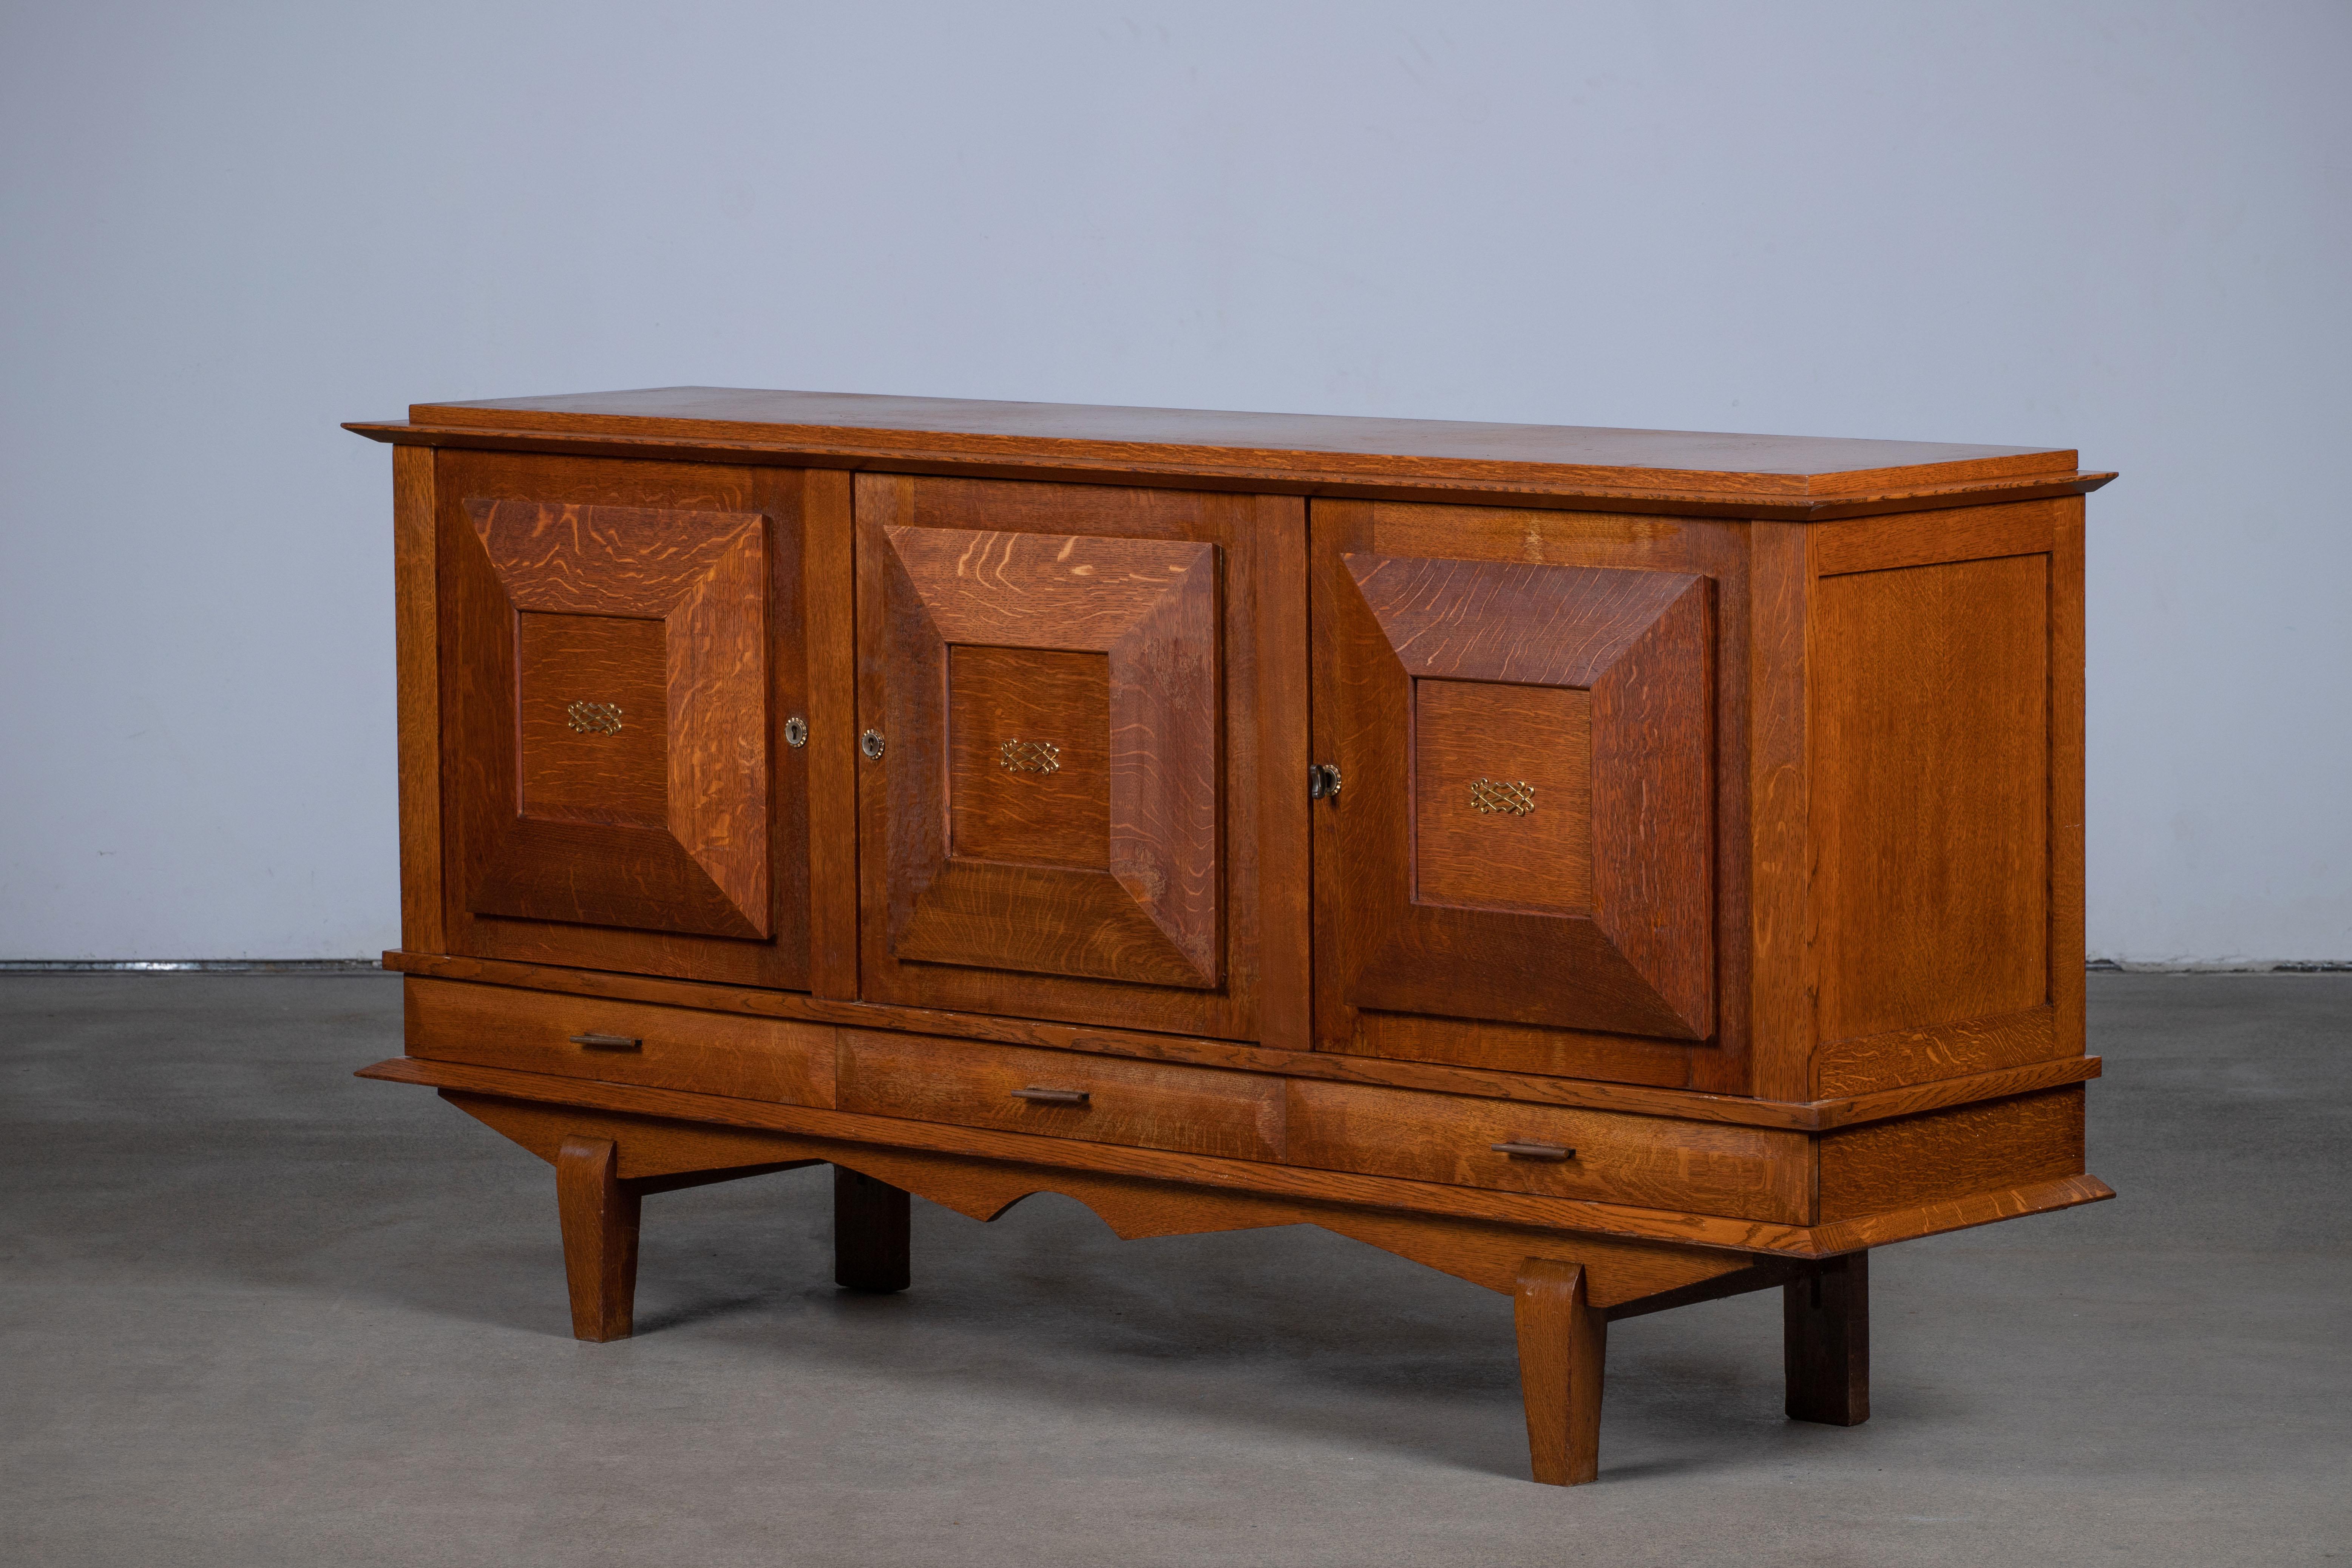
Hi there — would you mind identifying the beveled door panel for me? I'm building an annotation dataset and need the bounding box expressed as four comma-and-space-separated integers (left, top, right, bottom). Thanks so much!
439, 450, 823, 989
857, 475, 1308, 1042
1314, 509, 1717, 1053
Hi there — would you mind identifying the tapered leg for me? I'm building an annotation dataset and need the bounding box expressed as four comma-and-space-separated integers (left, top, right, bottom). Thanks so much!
1515, 1258, 1607, 1485
833, 1165, 910, 1293
556, 1135, 642, 1342
1784, 1250, 1870, 1425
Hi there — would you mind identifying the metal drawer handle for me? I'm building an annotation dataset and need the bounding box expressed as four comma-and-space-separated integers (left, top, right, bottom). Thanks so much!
1010, 1087, 1090, 1107
1491, 1140, 1574, 1161
570, 1033, 643, 1052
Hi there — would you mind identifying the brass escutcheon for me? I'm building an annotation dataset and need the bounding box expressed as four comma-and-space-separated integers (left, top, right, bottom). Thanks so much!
566, 701, 623, 736
1469, 777, 1535, 816
999, 738, 1061, 774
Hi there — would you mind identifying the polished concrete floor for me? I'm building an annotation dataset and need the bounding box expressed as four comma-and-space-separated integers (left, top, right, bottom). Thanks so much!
3, 973, 2346, 1566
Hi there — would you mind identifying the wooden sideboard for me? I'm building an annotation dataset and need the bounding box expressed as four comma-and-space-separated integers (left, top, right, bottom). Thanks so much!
347, 388, 2115, 1485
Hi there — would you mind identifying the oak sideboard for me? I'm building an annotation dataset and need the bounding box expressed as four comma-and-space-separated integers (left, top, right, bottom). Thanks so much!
347, 388, 2114, 1485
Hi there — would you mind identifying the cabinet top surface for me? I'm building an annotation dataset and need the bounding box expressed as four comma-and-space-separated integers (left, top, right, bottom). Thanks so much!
355, 385, 2109, 509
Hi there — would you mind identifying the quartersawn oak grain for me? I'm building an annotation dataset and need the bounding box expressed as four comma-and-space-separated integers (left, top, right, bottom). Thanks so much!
380, 948, 2102, 1131
355, 388, 2111, 1491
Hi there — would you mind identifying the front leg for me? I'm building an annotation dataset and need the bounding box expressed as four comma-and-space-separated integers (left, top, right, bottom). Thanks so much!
556, 1135, 642, 1342
1515, 1258, 1607, 1485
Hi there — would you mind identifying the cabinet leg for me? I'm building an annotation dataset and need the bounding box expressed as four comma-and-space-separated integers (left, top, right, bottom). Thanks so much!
1784, 1250, 1870, 1425
833, 1165, 910, 1293
1515, 1258, 1606, 1485
556, 1135, 641, 1342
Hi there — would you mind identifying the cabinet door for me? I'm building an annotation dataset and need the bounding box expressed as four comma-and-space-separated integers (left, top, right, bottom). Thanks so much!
1313, 500, 1716, 1063
857, 476, 1307, 1043
438, 450, 818, 988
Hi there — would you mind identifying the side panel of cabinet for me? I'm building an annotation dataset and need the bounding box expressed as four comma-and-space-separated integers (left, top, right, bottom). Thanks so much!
1312, 500, 1751, 1091
856, 475, 1308, 1044
1804, 497, 2085, 1097
435, 450, 819, 989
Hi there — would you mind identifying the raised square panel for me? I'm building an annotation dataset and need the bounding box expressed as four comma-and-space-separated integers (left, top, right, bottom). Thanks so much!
517, 612, 668, 829
948, 646, 1110, 868
1316, 544, 1714, 1041
855, 473, 1306, 1044
1413, 678, 1593, 917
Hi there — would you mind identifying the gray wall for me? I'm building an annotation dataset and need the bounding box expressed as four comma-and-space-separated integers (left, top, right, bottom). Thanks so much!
3, 1, 2345, 963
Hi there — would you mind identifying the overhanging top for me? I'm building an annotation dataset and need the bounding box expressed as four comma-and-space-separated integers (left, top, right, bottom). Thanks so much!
347, 386, 2113, 517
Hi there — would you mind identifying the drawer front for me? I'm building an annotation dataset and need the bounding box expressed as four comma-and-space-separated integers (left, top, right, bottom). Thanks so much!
1285, 1081, 1807, 1222
404, 978, 835, 1108
837, 1030, 1283, 1162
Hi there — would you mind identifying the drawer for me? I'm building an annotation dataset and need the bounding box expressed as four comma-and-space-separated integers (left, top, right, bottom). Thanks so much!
1285, 1081, 1808, 1223
837, 1030, 1283, 1162
404, 978, 835, 1108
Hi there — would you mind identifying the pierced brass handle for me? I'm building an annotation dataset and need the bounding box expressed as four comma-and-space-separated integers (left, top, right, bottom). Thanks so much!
566, 701, 624, 735
1010, 1087, 1090, 1107
1490, 1140, 1574, 1160
999, 738, 1061, 774
1470, 778, 1535, 816
570, 1033, 643, 1052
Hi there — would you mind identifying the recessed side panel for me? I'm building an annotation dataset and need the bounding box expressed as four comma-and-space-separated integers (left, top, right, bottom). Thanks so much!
1813, 553, 2050, 1045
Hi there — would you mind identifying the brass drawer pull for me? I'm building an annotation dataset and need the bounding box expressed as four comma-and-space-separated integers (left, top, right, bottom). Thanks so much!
1010, 1087, 1090, 1107
569, 1033, 643, 1052
1491, 1140, 1574, 1160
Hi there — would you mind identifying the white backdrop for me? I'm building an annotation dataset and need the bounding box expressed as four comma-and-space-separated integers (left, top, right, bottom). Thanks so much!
3, 1, 2345, 963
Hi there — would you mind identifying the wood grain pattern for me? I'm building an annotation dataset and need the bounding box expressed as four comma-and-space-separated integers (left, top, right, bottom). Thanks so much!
1747, 520, 1813, 1102
803, 467, 859, 998
1784, 1250, 1869, 1425
1317, 533, 1714, 1042
394, 445, 445, 953
463, 493, 771, 937
857, 475, 1294, 1040
514, 612, 668, 827
1516, 1259, 1606, 1485
1285, 1080, 1809, 1223
379, 386, 2086, 502
1817, 1086, 2085, 1224
372, 1055, 1808, 1252
1813, 553, 2049, 1044
1333, 1011, 1689, 1088
838, 1029, 1284, 1163
1815, 1006, 2059, 1098
1412, 680, 1593, 915
1800, 1172, 2112, 1256
1364, 502, 1757, 1095
872, 512, 1219, 986
434, 451, 812, 988
833, 1165, 910, 1293
1811, 496, 2058, 577
947, 646, 1111, 866
405, 976, 835, 1108
385, 951, 2097, 1131
1250, 496, 1313, 1052
381, 1055, 2112, 1258
440, 1089, 1749, 1306
556, 1135, 639, 1342
2049, 501, 2089, 1063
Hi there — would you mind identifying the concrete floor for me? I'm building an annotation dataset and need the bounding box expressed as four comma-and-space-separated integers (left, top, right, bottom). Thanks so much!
2, 975, 2346, 1566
